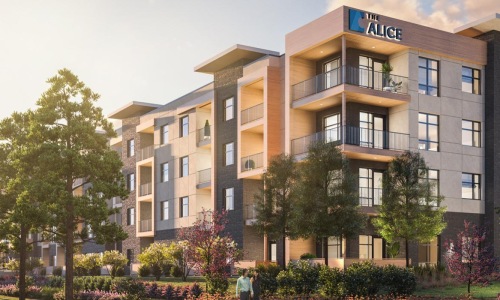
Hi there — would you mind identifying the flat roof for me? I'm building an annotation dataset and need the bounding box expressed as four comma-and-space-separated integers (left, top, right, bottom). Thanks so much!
108, 101, 161, 119
455, 13, 500, 37
195, 44, 279, 74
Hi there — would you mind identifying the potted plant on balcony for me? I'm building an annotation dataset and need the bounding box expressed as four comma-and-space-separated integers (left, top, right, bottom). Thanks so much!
382, 62, 403, 93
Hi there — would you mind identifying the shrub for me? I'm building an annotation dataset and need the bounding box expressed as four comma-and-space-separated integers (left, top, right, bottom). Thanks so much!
254, 263, 281, 296
73, 276, 116, 292
171, 265, 183, 278
40, 287, 61, 300
277, 260, 321, 296
382, 264, 417, 296
74, 253, 102, 276
111, 278, 146, 300
5, 257, 44, 275
206, 273, 229, 295
52, 266, 63, 276
344, 261, 383, 297
102, 250, 128, 279
162, 262, 173, 277
137, 264, 150, 277
39, 267, 47, 276
300, 253, 316, 259
112, 265, 125, 277
137, 242, 173, 281
47, 275, 65, 288
318, 265, 344, 297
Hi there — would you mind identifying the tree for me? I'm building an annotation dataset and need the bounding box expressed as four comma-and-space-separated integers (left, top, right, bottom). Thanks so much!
254, 154, 299, 267
372, 151, 446, 267
167, 241, 193, 281
74, 253, 102, 276
178, 209, 242, 295
102, 250, 128, 278
138, 242, 173, 281
30, 69, 128, 300
294, 141, 366, 264
445, 221, 496, 295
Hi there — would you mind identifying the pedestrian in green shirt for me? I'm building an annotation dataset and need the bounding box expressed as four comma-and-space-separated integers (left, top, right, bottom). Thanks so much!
236, 268, 253, 300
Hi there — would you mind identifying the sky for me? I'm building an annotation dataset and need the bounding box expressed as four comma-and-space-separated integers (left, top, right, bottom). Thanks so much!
0, 0, 498, 122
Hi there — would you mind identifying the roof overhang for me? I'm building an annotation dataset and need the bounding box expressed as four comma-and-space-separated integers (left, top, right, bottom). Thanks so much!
194, 44, 279, 74
455, 13, 500, 37
108, 101, 161, 119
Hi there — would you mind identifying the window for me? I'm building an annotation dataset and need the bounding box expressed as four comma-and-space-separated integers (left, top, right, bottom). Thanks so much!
462, 67, 480, 95
420, 169, 439, 206
418, 238, 438, 266
418, 113, 439, 151
418, 57, 439, 96
269, 241, 277, 261
126, 249, 134, 266
359, 235, 373, 259
327, 237, 345, 259
127, 173, 135, 192
359, 168, 383, 207
324, 114, 340, 143
180, 156, 189, 177
127, 208, 135, 225
462, 173, 481, 200
224, 142, 234, 166
160, 125, 169, 145
224, 187, 234, 210
324, 58, 340, 89
161, 163, 169, 182
127, 139, 135, 157
161, 201, 169, 220
180, 197, 189, 217
462, 120, 481, 147
224, 97, 234, 121
180, 116, 189, 137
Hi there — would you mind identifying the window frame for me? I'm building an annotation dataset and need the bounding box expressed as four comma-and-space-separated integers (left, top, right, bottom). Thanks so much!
160, 162, 169, 182
462, 120, 481, 147
224, 97, 234, 121
180, 116, 189, 137
418, 57, 439, 96
224, 187, 234, 210
127, 139, 135, 157
127, 207, 135, 226
160, 124, 169, 145
127, 173, 135, 192
462, 173, 481, 200
180, 196, 189, 218
161, 201, 169, 221
224, 142, 234, 166
180, 156, 189, 178
462, 67, 481, 95
418, 113, 439, 151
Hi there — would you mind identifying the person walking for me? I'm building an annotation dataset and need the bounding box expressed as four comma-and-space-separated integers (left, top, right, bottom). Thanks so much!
236, 268, 253, 300
251, 270, 261, 300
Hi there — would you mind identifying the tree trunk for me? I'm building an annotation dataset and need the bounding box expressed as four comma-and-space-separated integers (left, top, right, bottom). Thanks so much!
19, 225, 27, 300
282, 235, 286, 268
323, 237, 328, 266
65, 200, 74, 300
405, 238, 409, 268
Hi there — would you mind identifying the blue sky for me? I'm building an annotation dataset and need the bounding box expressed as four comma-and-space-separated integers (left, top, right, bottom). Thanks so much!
0, 0, 497, 121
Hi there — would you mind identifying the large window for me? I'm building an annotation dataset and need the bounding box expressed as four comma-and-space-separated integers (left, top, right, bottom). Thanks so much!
180, 197, 189, 218
161, 201, 169, 221
180, 156, 189, 178
359, 235, 383, 259
418, 238, 438, 266
418, 113, 439, 151
359, 168, 383, 207
127, 208, 135, 226
324, 114, 340, 143
224, 187, 234, 210
462, 120, 481, 147
127, 173, 135, 192
327, 237, 345, 259
420, 169, 439, 206
224, 97, 234, 121
462, 173, 481, 200
324, 58, 340, 89
418, 57, 439, 96
161, 163, 169, 182
127, 139, 135, 157
160, 125, 169, 145
462, 67, 480, 95
180, 116, 189, 137
224, 142, 234, 166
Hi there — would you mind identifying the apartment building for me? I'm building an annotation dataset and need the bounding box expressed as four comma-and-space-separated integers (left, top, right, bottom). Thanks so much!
99, 7, 500, 270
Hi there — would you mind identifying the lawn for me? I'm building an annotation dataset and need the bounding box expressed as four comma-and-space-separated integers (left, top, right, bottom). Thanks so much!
414, 281, 500, 299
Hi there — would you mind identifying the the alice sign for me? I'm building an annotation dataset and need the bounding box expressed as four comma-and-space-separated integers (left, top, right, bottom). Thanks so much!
349, 9, 403, 41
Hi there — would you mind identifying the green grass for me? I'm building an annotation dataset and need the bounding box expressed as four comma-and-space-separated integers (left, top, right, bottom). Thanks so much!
414, 281, 500, 299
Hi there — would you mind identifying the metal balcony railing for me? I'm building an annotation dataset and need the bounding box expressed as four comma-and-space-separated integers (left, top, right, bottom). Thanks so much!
197, 126, 211, 144
241, 103, 264, 125
197, 168, 211, 184
291, 126, 409, 156
241, 152, 264, 172
359, 187, 383, 207
139, 219, 152, 232
291, 65, 408, 101
139, 182, 152, 196
136, 144, 157, 161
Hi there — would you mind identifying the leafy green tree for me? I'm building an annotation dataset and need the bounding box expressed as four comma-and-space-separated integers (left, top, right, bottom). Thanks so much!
294, 141, 366, 264
29, 69, 128, 299
372, 151, 446, 267
102, 250, 128, 278
138, 242, 173, 280
168, 241, 192, 281
74, 253, 102, 276
254, 154, 299, 266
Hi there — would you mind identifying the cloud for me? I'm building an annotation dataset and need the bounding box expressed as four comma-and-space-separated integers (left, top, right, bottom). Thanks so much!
326, 0, 499, 32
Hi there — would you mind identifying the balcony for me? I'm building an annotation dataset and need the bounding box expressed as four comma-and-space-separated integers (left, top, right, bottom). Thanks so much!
139, 219, 152, 232
241, 103, 264, 125
139, 182, 152, 197
241, 152, 264, 172
291, 126, 409, 161
291, 66, 409, 105
136, 145, 157, 161
244, 204, 257, 226
359, 187, 382, 207
197, 126, 211, 148
196, 168, 211, 189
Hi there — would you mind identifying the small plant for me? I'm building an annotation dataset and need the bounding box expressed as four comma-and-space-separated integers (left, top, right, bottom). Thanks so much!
318, 265, 344, 298
102, 250, 128, 279
52, 266, 63, 276
137, 264, 150, 278
299, 253, 316, 259
381, 62, 402, 92
344, 261, 383, 297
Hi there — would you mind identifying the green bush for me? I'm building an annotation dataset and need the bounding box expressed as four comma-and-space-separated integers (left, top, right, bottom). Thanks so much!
52, 266, 63, 276
300, 253, 316, 259
112, 278, 146, 300
137, 264, 150, 277
170, 265, 183, 278
383, 264, 417, 296
277, 260, 321, 296
40, 287, 61, 300
102, 250, 128, 279
112, 265, 125, 277
255, 263, 281, 296
162, 263, 173, 277
73, 276, 116, 292
344, 261, 383, 297
39, 267, 47, 276
318, 265, 344, 297
74, 253, 102, 276
47, 275, 65, 288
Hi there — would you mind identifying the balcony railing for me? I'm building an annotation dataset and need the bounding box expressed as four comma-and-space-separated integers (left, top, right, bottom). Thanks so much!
241, 152, 264, 172
197, 126, 212, 144
359, 187, 383, 207
241, 103, 264, 125
139, 219, 152, 232
197, 168, 211, 184
291, 126, 409, 156
136, 144, 157, 161
139, 182, 152, 197
291, 65, 408, 101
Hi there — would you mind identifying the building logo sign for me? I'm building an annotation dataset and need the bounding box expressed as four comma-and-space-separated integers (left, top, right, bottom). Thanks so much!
349, 9, 402, 41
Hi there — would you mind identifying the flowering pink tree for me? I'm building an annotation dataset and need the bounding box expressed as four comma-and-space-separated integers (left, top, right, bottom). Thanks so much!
177, 209, 243, 295
444, 221, 496, 295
